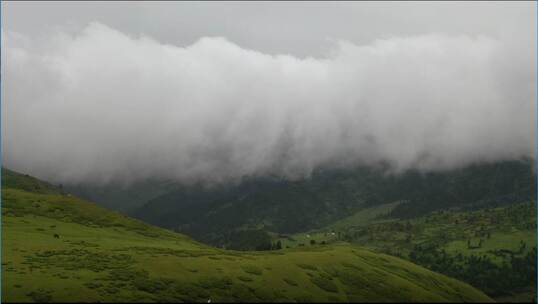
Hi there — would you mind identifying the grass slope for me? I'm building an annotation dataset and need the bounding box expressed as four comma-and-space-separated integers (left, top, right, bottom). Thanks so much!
1, 168, 61, 195
1, 172, 492, 302
274, 202, 400, 248
280, 201, 537, 301
327, 201, 401, 230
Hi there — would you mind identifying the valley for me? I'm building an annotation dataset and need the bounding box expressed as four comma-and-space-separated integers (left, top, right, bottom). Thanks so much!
103, 160, 536, 302
2, 169, 493, 302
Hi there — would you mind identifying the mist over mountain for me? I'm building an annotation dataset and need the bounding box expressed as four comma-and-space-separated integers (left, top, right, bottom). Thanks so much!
2, 21, 535, 185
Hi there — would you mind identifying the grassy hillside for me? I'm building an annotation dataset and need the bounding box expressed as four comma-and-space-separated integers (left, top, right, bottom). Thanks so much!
273, 202, 400, 249
277, 202, 537, 301
1, 171, 492, 302
1, 168, 61, 195
327, 201, 401, 230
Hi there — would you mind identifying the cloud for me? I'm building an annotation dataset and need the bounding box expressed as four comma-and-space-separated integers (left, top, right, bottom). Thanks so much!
2, 22, 535, 185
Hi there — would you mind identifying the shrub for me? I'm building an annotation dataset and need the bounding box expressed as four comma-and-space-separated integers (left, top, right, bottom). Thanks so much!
27, 289, 53, 302
311, 276, 338, 293
283, 278, 298, 286
174, 283, 205, 301
252, 288, 277, 301
231, 284, 257, 302
296, 263, 317, 271
336, 269, 368, 287
133, 277, 167, 293
242, 265, 263, 275
341, 262, 361, 270
237, 275, 254, 282
197, 276, 232, 289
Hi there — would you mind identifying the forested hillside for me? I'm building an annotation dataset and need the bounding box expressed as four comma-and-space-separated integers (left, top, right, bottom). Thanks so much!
275, 201, 537, 302
133, 160, 535, 248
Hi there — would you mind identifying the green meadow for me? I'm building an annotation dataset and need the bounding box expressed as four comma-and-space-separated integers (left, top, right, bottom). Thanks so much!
274, 202, 401, 248
1, 171, 492, 302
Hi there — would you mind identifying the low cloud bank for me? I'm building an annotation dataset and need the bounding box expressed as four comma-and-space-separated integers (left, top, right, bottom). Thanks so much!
2, 23, 535, 185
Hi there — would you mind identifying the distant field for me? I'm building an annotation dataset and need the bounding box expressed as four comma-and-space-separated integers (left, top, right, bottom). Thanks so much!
444, 230, 535, 263
273, 202, 400, 248
1, 172, 492, 303
327, 201, 401, 229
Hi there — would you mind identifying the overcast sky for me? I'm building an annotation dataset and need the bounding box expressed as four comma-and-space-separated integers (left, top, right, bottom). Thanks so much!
2, 2, 536, 185
4, 1, 536, 57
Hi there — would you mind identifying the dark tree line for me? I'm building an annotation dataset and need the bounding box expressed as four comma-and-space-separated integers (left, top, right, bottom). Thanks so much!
409, 244, 536, 297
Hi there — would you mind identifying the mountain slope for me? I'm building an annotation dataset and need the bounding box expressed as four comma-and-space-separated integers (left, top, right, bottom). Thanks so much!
277, 201, 537, 301
1, 168, 62, 195
65, 179, 178, 213
133, 160, 535, 247
2, 170, 492, 302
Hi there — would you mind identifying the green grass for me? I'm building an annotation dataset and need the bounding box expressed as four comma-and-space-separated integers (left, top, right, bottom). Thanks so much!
286, 200, 536, 301
1, 168, 61, 195
273, 202, 401, 248
349, 202, 537, 264
444, 230, 536, 262
328, 201, 401, 230
2, 184, 492, 302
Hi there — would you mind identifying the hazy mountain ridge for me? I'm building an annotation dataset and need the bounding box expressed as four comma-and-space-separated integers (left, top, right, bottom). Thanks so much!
132, 160, 535, 248
65, 179, 178, 213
